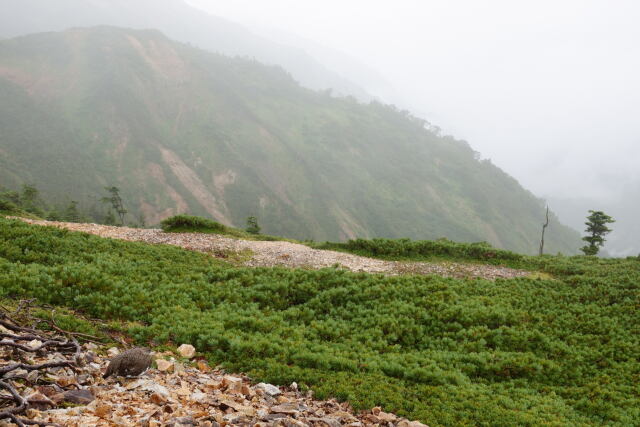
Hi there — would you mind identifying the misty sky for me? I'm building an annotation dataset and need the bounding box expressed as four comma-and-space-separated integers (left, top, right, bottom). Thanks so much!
186, 0, 640, 201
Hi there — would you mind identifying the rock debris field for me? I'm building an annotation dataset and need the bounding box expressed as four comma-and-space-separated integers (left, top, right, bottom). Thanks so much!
0, 311, 429, 427
14, 218, 529, 280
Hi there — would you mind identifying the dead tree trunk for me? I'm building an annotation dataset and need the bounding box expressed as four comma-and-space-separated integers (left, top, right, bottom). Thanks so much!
539, 206, 550, 256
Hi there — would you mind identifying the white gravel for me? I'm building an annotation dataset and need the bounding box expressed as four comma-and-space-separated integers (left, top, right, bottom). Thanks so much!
13, 218, 530, 280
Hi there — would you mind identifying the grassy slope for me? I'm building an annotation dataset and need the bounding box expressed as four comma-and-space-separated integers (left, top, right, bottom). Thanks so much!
0, 218, 637, 426
0, 27, 580, 254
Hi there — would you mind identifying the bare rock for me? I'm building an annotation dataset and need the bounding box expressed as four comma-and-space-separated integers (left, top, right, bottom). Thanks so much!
25, 392, 54, 410
222, 375, 243, 393
196, 360, 211, 372
177, 344, 196, 359
52, 388, 95, 405
256, 382, 281, 396
271, 402, 300, 415
156, 358, 174, 372
397, 421, 430, 427
378, 411, 397, 422
83, 342, 98, 351
167, 415, 196, 426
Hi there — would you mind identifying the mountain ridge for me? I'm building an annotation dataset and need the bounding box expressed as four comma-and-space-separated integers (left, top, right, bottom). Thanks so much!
0, 27, 581, 254
0, 0, 373, 100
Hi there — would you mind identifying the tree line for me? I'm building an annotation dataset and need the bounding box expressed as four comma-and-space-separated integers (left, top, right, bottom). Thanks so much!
0, 184, 143, 227
0, 183, 618, 255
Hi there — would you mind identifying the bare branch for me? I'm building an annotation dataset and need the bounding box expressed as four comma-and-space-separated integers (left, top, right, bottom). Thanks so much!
539, 205, 550, 256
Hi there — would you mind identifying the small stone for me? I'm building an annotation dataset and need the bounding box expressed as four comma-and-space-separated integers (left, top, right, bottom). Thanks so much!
107, 347, 120, 357
397, 421, 430, 427
77, 374, 93, 385
290, 420, 309, 427
54, 388, 95, 405
167, 415, 195, 426
378, 411, 397, 422
256, 382, 281, 396
25, 408, 42, 418
56, 376, 77, 387
150, 392, 167, 405
190, 391, 207, 402
196, 360, 211, 373
241, 384, 253, 397
144, 383, 171, 398
156, 359, 174, 372
222, 375, 243, 393
26, 370, 39, 383
290, 382, 298, 392
223, 413, 245, 423
94, 404, 111, 418
271, 402, 300, 415
81, 351, 96, 364
174, 362, 185, 374
220, 399, 248, 412
364, 415, 381, 424
264, 413, 288, 421
176, 386, 191, 396
83, 342, 98, 350
177, 344, 196, 359
372, 406, 382, 416
26, 392, 54, 410
27, 339, 43, 349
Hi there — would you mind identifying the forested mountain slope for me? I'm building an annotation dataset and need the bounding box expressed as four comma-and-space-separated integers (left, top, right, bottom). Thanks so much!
0, 27, 580, 253
0, 0, 371, 100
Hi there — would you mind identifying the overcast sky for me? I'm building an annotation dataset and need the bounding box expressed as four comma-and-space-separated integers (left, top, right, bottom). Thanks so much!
186, 0, 640, 200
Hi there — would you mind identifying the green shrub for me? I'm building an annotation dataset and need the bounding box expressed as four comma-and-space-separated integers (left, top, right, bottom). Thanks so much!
160, 214, 228, 233
1, 218, 638, 426
317, 237, 524, 265
0, 198, 19, 213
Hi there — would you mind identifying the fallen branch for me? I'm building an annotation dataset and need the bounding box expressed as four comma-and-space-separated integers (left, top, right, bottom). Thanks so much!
0, 304, 80, 426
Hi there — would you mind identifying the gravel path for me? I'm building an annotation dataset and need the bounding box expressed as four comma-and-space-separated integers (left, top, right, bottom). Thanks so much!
13, 218, 529, 280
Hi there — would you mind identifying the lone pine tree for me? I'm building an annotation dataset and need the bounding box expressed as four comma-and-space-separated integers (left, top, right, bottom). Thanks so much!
581, 210, 615, 255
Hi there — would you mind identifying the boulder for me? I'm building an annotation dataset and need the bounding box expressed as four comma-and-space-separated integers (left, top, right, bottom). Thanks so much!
177, 344, 196, 359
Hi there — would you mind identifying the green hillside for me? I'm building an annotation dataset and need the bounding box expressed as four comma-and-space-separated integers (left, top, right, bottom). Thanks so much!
1, 218, 638, 425
0, 27, 580, 253
0, 0, 373, 100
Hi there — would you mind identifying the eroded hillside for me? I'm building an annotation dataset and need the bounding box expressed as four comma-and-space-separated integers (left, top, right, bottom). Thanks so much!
0, 27, 580, 253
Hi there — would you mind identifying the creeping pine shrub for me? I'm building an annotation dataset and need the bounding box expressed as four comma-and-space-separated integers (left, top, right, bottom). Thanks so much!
2, 218, 640, 426
320, 237, 524, 264
0, 198, 19, 213
160, 215, 227, 233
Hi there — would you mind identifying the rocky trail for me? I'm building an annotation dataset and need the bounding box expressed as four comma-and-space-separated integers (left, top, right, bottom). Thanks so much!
13, 218, 529, 280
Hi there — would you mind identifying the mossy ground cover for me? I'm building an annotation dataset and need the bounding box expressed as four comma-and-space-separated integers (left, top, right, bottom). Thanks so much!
0, 218, 638, 426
